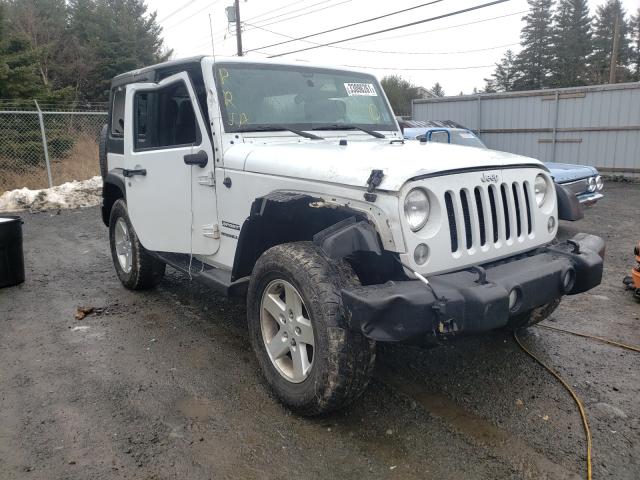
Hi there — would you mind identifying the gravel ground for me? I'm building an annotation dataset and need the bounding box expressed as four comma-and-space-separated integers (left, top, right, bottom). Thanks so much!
1, 182, 638, 479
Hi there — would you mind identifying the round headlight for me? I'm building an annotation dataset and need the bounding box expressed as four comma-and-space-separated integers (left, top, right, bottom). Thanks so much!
587, 177, 596, 192
534, 174, 548, 206
404, 188, 430, 232
595, 175, 603, 191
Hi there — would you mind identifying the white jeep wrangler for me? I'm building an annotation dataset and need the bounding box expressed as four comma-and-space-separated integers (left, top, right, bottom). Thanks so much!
100, 56, 604, 415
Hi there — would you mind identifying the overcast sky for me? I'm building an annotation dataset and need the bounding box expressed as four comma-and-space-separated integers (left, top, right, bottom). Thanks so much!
148, 0, 639, 95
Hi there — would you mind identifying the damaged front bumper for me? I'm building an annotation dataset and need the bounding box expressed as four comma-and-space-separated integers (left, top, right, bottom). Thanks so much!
341, 234, 605, 342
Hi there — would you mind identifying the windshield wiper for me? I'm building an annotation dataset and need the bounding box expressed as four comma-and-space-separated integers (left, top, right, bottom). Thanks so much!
311, 124, 386, 139
236, 125, 324, 140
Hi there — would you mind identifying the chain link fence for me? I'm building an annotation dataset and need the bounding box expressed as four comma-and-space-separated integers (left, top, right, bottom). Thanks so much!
0, 102, 108, 193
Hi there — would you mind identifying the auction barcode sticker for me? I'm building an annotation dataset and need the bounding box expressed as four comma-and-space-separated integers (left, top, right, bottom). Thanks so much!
344, 83, 377, 96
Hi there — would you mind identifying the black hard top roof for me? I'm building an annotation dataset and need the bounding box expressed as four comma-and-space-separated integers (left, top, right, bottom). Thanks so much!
111, 55, 206, 89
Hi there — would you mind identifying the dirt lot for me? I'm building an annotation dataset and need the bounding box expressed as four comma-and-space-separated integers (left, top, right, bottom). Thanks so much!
1, 182, 638, 480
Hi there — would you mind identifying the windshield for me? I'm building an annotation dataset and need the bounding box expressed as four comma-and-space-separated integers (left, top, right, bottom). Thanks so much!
213, 62, 396, 133
416, 129, 487, 149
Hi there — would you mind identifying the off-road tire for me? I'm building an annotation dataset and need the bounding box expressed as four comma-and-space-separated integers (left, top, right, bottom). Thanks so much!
99, 124, 108, 179
505, 298, 562, 331
247, 242, 376, 416
109, 199, 165, 290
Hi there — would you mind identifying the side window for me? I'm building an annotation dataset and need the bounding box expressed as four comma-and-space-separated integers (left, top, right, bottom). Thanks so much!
111, 89, 126, 137
133, 81, 200, 151
429, 131, 450, 144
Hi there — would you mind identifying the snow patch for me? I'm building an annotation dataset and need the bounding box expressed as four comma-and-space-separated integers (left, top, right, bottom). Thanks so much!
0, 176, 103, 213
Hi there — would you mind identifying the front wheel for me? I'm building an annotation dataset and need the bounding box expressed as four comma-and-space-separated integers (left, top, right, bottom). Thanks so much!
109, 199, 165, 290
247, 242, 376, 416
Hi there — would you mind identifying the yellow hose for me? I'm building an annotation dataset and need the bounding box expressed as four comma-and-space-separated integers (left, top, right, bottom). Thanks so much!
513, 331, 592, 480
538, 324, 640, 353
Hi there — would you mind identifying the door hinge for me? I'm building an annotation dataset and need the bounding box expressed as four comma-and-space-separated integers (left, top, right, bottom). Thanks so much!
197, 171, 215, 186
202, 224, 220, 239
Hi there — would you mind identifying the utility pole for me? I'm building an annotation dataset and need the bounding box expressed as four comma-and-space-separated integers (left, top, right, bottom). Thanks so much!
609, 13, 620, 84
235, 0, 243, 57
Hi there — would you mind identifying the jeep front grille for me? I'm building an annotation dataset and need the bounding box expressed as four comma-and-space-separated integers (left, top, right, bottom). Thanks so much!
444, 182, 534, 254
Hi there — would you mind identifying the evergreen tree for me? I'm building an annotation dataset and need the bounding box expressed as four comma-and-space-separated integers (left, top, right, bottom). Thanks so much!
631, 8, 640, 81
552, 0, 592, 87
380, 75, 419, 116
69, 0, 170, 101
0, 4, 44, 100
430, 82, 445, 97
513, 0, 555, 91
485, 49, 519, 92
590, 0, 632, 84
4, 0, 69, 89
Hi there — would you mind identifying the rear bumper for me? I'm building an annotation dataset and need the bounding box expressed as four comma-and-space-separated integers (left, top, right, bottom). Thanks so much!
342, 234, 605, 342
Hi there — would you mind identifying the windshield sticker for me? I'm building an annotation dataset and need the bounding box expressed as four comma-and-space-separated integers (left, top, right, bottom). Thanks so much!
344, 83, 377, 96
459, 132, 475, 138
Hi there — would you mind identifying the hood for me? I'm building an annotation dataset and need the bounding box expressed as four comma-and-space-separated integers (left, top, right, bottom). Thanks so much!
227, 139, 544, 192
545, 162, 597, 183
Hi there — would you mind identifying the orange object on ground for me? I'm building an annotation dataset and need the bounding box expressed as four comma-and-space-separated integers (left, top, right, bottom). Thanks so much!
624, 241, 640, 300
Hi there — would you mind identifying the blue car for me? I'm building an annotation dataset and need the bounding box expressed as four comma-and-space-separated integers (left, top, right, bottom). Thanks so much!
400, 120, 604, 205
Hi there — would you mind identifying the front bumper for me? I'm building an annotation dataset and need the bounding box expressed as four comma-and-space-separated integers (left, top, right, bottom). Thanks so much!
342, 234, 605, 342
576, 191, 603, 205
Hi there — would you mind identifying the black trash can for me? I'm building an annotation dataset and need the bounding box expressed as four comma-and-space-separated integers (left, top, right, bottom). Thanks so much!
0, 215, 25, 288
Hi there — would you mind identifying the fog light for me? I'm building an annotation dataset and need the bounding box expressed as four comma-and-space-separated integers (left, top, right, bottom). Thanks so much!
547, 216, 556, 233
414, 243, 430, 265
508, 288, 521, 311
563, 269, 575, 292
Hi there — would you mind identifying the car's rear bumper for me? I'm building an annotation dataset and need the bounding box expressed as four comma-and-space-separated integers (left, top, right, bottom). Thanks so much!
341, 234, 604, 342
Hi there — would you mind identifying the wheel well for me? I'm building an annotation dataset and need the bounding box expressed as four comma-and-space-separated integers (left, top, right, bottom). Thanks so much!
101, 176, 125, 226
231, 192, 404, 284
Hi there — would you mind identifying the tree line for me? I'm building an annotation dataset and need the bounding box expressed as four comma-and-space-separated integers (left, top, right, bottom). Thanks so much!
0, 0, 168, 105
485, 0, 640, 92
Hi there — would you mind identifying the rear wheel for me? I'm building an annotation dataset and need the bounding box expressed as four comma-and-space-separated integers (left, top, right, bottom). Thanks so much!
247, 242, 376, 416
109, 199, 165, 290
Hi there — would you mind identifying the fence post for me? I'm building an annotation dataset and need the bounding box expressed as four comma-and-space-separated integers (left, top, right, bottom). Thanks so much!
476, 94, 482, 137
551, 90, 559, 163
34, 100, 53, 188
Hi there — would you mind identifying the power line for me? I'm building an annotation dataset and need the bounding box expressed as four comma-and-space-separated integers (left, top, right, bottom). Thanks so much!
244, 0, 354, 31
245, 0, 445, 53
246, 21, 518, 55
266, 0, 514, 58
338, 63, 496, 71
163, 0, 224, 31
158, 0, 202, 24
346, 9, 526, 44
196, 0, 353, 51
243, 0, 320, 24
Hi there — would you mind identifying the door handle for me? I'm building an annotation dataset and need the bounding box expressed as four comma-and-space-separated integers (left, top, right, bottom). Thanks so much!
122, 168, 147, 177
184, 150, 208, 168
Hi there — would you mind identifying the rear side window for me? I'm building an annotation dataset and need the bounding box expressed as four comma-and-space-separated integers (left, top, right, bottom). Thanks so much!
133, 81, 200, 151
111, 89, 126, 137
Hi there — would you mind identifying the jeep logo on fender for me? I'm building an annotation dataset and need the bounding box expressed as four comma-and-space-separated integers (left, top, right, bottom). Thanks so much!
481, 173, 500, 183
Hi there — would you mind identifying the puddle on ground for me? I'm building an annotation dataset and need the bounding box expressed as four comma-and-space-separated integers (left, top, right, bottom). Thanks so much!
377, 364, 581, 480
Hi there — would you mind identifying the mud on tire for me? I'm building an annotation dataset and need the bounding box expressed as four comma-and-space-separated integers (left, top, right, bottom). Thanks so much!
109, 199, 165, 290
247, 242, 376, 416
